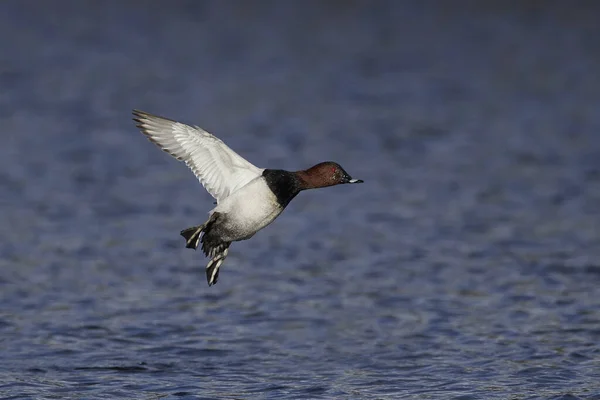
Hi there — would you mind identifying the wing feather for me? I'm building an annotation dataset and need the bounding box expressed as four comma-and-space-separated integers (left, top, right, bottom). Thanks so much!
133, 110, 263, 202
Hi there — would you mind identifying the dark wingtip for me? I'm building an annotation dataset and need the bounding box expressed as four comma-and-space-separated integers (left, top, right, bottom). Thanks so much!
132, 109, 178, 124
132, 109, 148, 130
132, 109, 145, 120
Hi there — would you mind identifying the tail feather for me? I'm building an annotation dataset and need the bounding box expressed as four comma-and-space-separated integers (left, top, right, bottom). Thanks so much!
180, 225, 204, 249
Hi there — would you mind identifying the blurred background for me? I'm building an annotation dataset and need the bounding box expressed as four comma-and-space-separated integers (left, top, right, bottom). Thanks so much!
1, 1, 600, 398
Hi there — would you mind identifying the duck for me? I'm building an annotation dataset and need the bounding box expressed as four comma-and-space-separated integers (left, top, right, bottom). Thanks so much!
132, 110, 363, 286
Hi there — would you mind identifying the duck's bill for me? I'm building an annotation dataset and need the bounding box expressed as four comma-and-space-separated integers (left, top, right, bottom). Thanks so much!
348, 178, 364, 184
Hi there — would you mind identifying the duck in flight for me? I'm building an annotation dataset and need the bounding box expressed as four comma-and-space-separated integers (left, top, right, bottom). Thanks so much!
133, 110, 363, 286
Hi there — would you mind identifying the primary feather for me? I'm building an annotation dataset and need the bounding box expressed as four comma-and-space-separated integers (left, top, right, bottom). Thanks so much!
133, 110, 263, 203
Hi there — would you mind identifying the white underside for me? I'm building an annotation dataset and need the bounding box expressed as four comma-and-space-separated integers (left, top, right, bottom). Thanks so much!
210, 177, 284, 242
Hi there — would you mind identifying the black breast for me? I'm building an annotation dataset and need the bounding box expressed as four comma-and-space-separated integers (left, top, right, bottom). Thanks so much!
262, 169, 302, 208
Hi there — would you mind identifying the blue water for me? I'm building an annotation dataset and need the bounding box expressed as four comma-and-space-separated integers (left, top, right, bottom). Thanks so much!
1, 1, 600, 399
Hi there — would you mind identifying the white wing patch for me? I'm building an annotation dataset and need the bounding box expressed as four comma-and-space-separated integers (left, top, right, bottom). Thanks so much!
133, 110, 263, 202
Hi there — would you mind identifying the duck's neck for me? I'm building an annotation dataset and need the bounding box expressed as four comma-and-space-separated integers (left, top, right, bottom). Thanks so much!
294, 170, 323, 190
262, 169, 305, 208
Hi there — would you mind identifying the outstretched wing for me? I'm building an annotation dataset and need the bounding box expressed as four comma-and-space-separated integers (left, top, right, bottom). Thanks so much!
133, 110, 263, 202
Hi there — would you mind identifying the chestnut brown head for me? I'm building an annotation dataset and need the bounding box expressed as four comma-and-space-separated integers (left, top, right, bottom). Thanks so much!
297, 161, 363, 189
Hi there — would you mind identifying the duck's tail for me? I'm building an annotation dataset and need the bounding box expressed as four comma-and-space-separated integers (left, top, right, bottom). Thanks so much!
180, 213, 231, 286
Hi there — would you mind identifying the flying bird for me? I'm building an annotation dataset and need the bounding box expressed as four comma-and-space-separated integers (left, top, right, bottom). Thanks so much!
133, 110, 363, 286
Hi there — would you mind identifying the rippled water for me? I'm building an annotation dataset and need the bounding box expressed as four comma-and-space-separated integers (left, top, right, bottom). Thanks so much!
2, 1, 600, 399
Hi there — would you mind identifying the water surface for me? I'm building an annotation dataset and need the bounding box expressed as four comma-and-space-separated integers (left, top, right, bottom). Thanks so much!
1, 1, 600, 399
